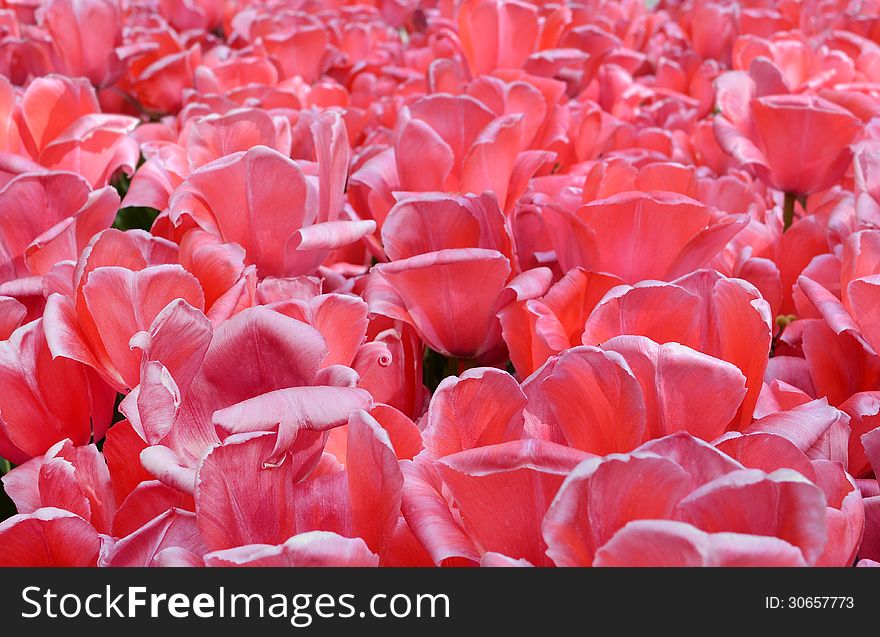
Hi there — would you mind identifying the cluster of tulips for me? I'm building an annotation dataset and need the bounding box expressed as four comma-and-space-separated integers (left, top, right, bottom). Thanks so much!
2, 0, 880, 567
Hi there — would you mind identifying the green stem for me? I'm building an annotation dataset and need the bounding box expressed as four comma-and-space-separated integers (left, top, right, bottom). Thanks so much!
442, 356, 461, 379
0, 457, 11, 475
783, 192, 797, 231
443, 356, 475, 379
110, 86, 165, 122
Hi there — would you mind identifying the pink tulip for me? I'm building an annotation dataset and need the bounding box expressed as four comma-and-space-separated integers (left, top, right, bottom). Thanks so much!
169, 122, 375, 278
2, 439, 115, 533
0, 319, 112, 464
121, 140, 188, 211
731, 33, 854, 94
542, 190, 747, 281
396, 94, 544, 211
797, 230, 880, 356
0, 171, 119, 287
0, 0, 878, 571
367, 191, 551, 358
158, 0, 225, 32
350, 92, 550, 222
0, 507, 102, 566
681, 1, 738, 65
13, 75, 139, 186
102, 419, 152, 505
721, 427, 862, 567
581, 270, 773, 428
352, 321, 428, 419
713, 68, 862, 228
0, 295, 26, 339
43, 233, 206, 391
458, 0, 539, 76
527, 337, 746, 453
544, 433, 830, 566
235, 12, 329, 84
841, 392, 880, 478
499, 267, 622, 376
192, 408, 402, 565
116, 20, 201, 114
204, 531, 379, 567
125, 108, 293, 212
789, 230, 880, 408
101, 508, 205, 567
118, 305, 372, 493
38, 0, 125, 87
404, 439, 589, 566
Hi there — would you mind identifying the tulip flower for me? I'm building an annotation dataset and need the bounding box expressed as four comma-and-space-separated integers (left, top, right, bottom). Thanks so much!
714, 70, 861, 229
0, 0, 878, 570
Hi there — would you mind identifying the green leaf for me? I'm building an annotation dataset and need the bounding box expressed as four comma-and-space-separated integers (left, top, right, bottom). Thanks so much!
0, 457, 16, 523
112, 206, 161, 231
